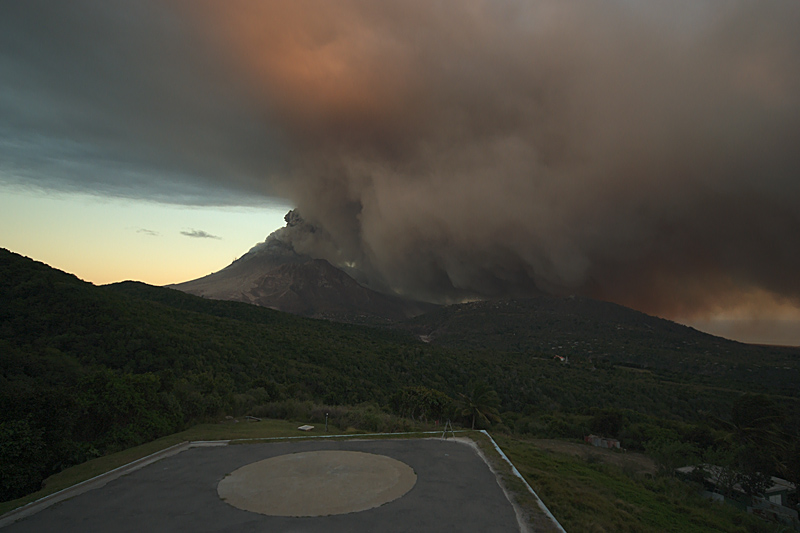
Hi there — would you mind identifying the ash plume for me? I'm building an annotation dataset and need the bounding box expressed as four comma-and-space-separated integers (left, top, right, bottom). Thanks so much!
4, 0, 800, 325
191, 0, 800, 319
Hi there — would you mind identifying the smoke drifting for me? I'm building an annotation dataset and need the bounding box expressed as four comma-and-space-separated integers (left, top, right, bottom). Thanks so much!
186, 0, 800, 319
3, 1, 799, 331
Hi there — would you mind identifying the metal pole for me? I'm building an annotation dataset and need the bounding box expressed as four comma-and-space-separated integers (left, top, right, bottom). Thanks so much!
325, 413, 329, 432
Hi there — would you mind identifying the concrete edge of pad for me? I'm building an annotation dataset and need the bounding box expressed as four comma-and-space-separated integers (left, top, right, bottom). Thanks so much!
447, 437, 533, 533
0, 441, 193, 527
0, 441, 225, 529
475, 431, 567, 533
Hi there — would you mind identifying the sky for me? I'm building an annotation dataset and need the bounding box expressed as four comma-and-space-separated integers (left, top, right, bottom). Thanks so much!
1, 0, 799, 346
0, 184, 289, 286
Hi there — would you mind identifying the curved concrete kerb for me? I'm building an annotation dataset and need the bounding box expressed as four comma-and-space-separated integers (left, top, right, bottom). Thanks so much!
217, 450, 417, 517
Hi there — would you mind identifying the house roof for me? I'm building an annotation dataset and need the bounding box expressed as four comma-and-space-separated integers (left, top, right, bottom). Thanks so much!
676, 464, 796, 495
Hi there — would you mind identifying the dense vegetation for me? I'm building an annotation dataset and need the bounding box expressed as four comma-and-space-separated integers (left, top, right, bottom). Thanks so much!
2, 248, 799, 529
403, 298, 800, 396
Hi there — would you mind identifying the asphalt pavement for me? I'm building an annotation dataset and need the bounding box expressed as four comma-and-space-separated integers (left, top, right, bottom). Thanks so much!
2, 438, 523, 532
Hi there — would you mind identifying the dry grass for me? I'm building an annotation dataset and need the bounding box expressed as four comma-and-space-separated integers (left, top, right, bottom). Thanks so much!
528, 438, 657, 475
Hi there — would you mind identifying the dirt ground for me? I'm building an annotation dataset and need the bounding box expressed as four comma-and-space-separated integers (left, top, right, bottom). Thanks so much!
530, 439, 657, 475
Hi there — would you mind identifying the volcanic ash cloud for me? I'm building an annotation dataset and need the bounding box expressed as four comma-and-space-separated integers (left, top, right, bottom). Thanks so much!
171, 1, 800, 319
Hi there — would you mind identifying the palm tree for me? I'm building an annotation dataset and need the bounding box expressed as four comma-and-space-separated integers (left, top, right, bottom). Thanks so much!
729, 394, 784, 447
457, 382, 501, 430
714, 394, 788, 498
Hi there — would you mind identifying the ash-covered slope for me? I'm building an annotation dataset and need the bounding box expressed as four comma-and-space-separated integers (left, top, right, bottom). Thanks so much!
169, 232, 435, 323
168, 236, 306, 302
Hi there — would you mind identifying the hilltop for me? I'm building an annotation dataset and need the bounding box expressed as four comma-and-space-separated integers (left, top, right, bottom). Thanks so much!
2, 248, 799, 511
168, 217, 435, 323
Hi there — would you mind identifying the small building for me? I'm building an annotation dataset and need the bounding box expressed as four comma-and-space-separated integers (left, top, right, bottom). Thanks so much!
584, 434, 620, 449
676, 464, 798, 527
677, 464, 796, 506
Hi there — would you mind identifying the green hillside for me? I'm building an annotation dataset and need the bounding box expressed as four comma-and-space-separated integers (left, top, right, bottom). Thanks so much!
2, 248, 798, 518
1, 249, 446, 500
403, 297, 800, 395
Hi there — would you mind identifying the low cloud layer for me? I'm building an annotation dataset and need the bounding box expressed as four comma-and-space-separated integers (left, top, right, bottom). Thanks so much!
0, 1, 285, 205
181, 229, 220, 240
3, 1, 800, 327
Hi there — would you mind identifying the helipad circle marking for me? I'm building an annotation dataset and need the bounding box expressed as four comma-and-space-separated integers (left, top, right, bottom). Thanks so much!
217, 450, 417, 517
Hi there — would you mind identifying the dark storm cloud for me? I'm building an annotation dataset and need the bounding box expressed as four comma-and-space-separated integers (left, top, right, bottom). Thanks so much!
0, 0, 286, 206
183, 0, 800, 318
4, 0, 800, 320
180, 229, 220, 240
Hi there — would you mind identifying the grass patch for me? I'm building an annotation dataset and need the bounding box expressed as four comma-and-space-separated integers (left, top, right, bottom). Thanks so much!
467, 431, 564, 532
493, 434, 786, 533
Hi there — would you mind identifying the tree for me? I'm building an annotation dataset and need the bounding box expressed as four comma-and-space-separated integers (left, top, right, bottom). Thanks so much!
781, 436, 800, 490
0, 420, 47, 501
392, 387, 453, 422
725, 394, 785, 495
457, 382, 501, 430
729, 394, 783, 449
590, 409, 624, 438
646, 438, 699, 476
736, 444, 773, 498
703, 447, 741, 498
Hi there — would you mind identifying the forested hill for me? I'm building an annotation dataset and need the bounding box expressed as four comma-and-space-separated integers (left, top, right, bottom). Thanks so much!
403, 297, 800, 395
0, 248, 463, 412
2, 248, 799, 505
0, 248, 457, 500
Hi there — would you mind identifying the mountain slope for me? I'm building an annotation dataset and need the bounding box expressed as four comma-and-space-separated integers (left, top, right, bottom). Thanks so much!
169, 237, 435, 323
3, 248, 800, 504
402, 297, 800, 394
0, 248, 451, 500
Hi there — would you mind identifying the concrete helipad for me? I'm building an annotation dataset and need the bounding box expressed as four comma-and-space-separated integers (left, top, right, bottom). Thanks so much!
217, 450, 417, 516
2, 438, 524, 532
